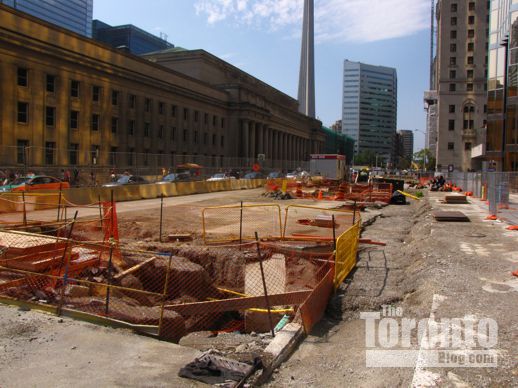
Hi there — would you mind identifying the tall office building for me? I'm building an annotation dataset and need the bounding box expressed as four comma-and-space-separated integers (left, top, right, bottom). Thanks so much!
93, 20, 174, 55
433, 0, 488, 172
397, 130, 415, 162
0, 0, 92, 36
297, 0, 315, 118
341, 60, 397, 164
478, 0, 518, 171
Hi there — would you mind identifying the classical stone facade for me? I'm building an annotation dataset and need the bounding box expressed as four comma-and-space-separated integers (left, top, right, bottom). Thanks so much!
0, 5, 323, 171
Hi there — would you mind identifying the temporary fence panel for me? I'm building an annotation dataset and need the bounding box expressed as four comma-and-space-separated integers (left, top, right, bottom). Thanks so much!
283, 205, 360, 241
334, 220, 361, 289
202, 204, 282, 244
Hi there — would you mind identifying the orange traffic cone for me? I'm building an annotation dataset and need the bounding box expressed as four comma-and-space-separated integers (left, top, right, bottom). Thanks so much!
317, 190, 323, 200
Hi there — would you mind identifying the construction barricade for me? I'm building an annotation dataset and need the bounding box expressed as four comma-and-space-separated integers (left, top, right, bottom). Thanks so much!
202, 204, 282, 244
334, 220, 361, 289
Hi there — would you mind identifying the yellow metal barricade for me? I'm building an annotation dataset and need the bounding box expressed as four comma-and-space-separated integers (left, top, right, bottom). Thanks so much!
334, 220, 360, 289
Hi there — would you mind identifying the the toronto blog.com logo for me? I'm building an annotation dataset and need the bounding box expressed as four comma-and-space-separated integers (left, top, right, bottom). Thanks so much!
360, 305, 499, 368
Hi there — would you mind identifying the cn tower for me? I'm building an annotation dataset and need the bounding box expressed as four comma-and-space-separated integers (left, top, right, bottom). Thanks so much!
297, 0, 315, 118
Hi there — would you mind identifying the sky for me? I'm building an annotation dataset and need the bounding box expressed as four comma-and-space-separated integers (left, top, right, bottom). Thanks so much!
93, 0, 431, 151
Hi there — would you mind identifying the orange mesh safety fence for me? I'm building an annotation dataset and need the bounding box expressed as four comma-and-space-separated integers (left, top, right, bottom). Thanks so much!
283, 204, 360, 241
202, 204, 282, 244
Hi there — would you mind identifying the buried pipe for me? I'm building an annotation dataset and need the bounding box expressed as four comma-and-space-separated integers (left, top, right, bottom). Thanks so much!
254, 231, 275, 338
158, 252, 174, 338
56, 211, 79, 316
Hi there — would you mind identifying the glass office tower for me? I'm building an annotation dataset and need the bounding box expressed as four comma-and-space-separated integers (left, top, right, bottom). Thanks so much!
342, 60, 397, 165
0, 0, 93, 37
487, 0, 518, 170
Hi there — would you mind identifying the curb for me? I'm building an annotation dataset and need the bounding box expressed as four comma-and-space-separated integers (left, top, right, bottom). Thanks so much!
253, 322, 306, 385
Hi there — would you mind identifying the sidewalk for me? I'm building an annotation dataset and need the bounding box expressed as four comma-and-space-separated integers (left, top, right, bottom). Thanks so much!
466, 192, 518, 226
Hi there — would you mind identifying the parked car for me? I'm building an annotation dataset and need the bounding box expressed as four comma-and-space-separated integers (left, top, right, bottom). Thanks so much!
103, 175, 149, 187
286, 171, 298, 179
158, 172, 192, 184
206, 173, 236, 182
267, 171, 285, 179
0, 175, 70, 192
243, 171, 265, 179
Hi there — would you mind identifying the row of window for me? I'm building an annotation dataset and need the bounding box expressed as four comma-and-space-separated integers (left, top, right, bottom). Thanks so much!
450, 15, 480, 26
450, 29, 477, 39
446, 142, 472, 151
449, 42, 478, 53
16, 102, 225, 146
448, 105, 487, 113
450, 2, 478, 12
16, 67, 226, 127
449, 55, 487, 66
448, 83, 482, 92
447, 119, 485, 131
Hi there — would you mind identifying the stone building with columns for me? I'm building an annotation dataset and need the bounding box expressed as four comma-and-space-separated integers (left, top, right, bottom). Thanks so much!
0, 5, 324, 172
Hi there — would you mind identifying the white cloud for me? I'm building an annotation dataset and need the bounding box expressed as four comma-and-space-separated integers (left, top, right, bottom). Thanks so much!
194, 0, 430, 43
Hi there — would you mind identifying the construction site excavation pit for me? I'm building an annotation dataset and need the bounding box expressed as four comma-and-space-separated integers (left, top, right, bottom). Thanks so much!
0, 227, 335, 366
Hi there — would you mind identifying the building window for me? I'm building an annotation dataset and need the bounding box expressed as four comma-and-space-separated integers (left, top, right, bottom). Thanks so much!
484, 104, 487, 113
17, 102, 28, 123
204, 113, 208, 124
468, 2, 475, 11
91, 114, 100, 131
111, 117, 118, 133
159, 102, 164, 114
17, 140, 29, 164
451, 3, 457, 12
213, 115, 217, 126
183, 129, 188, 141
468, 15, 475, 25
467, 83, 474, 91
129, 94, 136, 109
203, 132, 208, 144
69, 143, 79, 165
45, 106, 55, 127
448, 120, 455, 131
221, 135, 225, 147
465, 142, 472, 151
448, 142, 455, 150
145, 98, 151, 112
70, 110, 79, 129
144, 150, 149, 166
449, 83, 456, 92
127, 148, 134, 166
194, 111, 199, 123
449, 105, 455, 113
450, 70, 456, 79
128, 120, 135, 135
194, 130, 198, 144
467, 42, 474, 52
450, 43, 457, 52
91, 145, 99, 165
451, 17, 457, 26
110, 147, 117, 165
467, 69, 474, 79
92, 86, 101, 102
46, 75, 55, 93
212, 133, 217, 145
183, 108, 189, 120
450, 57, 456, 65
158, 125, 164, 139
221, 118, 225, 128
468, 29, 475, 38
144, 122, 150, 137
70, 80, 80, 98
45, 142, 55, 165
463, 120, 474, 129
467, 56, 474, 65
450, 30, 457, 39
171, 105, 177, 117
112, 90, 119, 105
17, 67, 28, 87
171, 127, 176, 140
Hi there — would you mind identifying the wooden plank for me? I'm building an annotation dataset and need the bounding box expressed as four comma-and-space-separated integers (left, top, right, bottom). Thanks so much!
113, 257, 156, 280
165, 290, 311, 316
433, 211, 470, 222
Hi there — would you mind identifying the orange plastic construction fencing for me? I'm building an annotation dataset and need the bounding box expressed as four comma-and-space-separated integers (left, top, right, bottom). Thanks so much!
201, 204, 283, 244
282, 204, 360, 241
334, 220, 361, 289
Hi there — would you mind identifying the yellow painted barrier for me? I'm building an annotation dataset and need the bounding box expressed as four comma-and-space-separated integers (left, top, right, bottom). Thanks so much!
397, 190, 421, 201
334, 220, 360, 289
